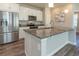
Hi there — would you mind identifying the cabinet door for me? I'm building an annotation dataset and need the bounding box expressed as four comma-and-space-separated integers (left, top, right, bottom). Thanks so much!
19, 27, 29, 39
0, 3, 9, 11
19, 28, 24, 39
9, 4, 19, 12
35, 10, 43, 21
25, 32, 41, 56
25, 33, 32, 55
28, 8, 34, 16
19, 6, 27, 20
31, 35, 41, 56
24, 8, 29, 20
19, 6, 25, 20
30, 9, 36, 16
0, 3, 19, 12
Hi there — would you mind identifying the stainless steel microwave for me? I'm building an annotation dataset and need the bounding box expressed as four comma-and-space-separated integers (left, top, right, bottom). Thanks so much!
28, 15, 37, 21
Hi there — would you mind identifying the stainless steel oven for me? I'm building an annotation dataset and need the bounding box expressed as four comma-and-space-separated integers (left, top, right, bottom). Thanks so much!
30, 26, 38, 29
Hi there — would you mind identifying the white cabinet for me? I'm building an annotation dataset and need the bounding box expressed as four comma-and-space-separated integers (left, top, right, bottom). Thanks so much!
0, 3, 9, 11
25, 32, 41, 56
35, 10, 43, 21
9, 3, 19, 12
0, 3, 19, 12
31, 35, 41, 56
19, 27, 29, 39
28, 9, 43, 21
25, 32, 32, 55
28, 8, 34, 15
19, 6, 29, 20
19, 6, 25, 20
19, 6, 43, 21
25, 31, 70, 56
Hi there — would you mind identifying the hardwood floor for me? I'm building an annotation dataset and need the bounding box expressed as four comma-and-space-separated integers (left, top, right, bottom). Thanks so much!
0, 39, 25, 56
75, 33, 79, 56
54, 44, 76, 56
54, 33, 79, 56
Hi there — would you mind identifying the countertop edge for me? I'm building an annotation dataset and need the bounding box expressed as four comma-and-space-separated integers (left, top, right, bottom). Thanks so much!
24, 28, 73, 39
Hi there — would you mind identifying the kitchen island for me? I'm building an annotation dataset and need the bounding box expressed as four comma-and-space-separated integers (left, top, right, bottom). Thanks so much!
24, 27, 76, 56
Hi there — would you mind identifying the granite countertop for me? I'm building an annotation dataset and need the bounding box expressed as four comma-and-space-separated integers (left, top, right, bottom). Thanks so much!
24, 27, 73, 39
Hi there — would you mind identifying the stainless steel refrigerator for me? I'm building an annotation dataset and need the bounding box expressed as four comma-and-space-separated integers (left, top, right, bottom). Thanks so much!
0, 11, 19, 44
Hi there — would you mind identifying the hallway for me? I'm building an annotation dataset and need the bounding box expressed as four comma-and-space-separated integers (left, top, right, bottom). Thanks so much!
75, 33, 79, 56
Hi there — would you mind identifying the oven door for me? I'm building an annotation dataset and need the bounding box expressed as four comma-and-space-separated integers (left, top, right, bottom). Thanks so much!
30, 26, 38, 29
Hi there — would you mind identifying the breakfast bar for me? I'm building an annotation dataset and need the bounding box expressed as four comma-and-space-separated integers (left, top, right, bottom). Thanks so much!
24, 27, 76, 56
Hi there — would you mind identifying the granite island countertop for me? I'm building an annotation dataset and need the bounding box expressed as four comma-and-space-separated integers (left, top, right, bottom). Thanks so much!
24, 27, 73, 39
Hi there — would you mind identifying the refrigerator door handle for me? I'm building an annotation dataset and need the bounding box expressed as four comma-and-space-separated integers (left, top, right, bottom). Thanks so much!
1, 21, 3, 26
5, 21, 7, 26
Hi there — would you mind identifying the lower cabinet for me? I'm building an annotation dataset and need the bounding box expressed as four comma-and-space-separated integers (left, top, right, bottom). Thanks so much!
25, 32, 31, 55
31, 35, 41, 56
19, 27, 29, 39
25, 32, 41, 56
24, 32, 69, 56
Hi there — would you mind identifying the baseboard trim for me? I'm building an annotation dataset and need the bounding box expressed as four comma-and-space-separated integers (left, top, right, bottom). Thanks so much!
76, 31, 79, 33
47, 42, 69, 56
76, 32, 79, 35
25, 50, 28, 56
19, 38, 24, 40
68, 41, 76, 46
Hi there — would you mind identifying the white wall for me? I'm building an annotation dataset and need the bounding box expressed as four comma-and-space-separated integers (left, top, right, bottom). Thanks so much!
73, 4, 79, 32
44, 8, 51, 27
77, 14, 79, 32
52, 4, 73, 28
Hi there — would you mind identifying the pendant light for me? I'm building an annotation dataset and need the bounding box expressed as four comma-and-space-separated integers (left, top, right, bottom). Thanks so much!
48, 3, 54, 7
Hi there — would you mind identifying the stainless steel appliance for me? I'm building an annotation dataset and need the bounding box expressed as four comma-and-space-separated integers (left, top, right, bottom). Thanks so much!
28, 15, 36, 21
0, 11, 19, 44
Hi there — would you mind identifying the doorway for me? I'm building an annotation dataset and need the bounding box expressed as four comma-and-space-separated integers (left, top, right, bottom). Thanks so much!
73, 12, 79, 55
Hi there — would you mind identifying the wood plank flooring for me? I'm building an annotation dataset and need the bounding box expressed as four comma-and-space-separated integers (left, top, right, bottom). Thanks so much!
0, 39, 25, 56
54, 44, 76, 56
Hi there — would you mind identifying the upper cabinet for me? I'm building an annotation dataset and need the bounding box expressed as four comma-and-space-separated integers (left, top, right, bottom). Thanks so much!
9, 3, 19, 12
19, 6, 29, 20
0, 4, 9, 11
19, 6, 43, 21
36, 10, 43, 21
0, 3, 19, 12
28, 9, 43, 21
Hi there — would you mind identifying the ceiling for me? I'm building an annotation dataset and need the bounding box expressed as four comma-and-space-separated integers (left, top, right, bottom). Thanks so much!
26, 3, 48, 9
27, 3, 70, 8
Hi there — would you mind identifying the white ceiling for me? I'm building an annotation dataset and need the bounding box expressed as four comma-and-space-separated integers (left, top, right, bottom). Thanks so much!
27, 3, 70, 8
26, 3, 48, 9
